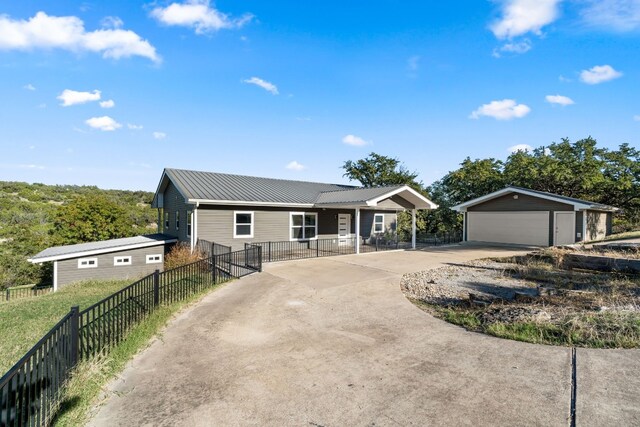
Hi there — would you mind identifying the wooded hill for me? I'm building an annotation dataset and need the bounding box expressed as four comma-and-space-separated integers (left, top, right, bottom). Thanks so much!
0, 182, 156, 290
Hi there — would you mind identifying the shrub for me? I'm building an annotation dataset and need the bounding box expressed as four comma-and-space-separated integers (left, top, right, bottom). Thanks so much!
163, 243, 204, 270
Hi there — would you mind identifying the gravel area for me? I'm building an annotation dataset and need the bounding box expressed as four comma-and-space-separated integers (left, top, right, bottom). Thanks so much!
401, 260, 539, 305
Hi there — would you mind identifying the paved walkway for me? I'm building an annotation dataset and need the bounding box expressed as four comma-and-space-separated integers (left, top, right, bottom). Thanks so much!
88, 246, 640, 426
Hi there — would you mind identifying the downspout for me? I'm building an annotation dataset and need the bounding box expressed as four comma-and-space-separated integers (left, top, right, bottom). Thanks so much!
411, 209, 416, 249
355, 207, 361, 254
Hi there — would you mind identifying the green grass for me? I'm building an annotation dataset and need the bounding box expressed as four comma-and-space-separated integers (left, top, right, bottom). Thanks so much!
52, 282, 226, 427
0, 279, 129, 374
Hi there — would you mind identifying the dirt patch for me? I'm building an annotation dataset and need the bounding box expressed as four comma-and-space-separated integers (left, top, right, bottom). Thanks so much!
402, 255, 640, 348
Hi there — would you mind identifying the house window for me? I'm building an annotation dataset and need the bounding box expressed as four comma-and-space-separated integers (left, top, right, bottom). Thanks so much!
290, 212, 317, 240
175, 211, 180, 231
374, 214, 384, 233
114, 256, 132, 266
187, 211, 192, 237
164, 212, 169, 230
234, 211, 254, 238
146, 254, 162, 264
78, 258, 98, 269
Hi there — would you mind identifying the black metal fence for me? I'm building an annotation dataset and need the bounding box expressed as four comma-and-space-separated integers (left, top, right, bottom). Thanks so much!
0, 246, 262, 427
251, 231, 463, 263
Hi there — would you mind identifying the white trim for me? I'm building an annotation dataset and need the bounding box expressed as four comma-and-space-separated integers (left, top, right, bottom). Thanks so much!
78, 257, 98, 269
114, 256, 132, 266
355, 208, 361, 254
29, 239, 177, 263
553, 211, 576, 246
146, 254, 163, 264
411, 209, 416, 249
233, 211, 254, 238
190, 199, 314, 208
53, 261, 58, 292
453, 187, 594, 212
194, 204, 199, 247
187, 210, 192, 238
462, 212, 467, 242
582, 211, 587, 242
373, 213, 384, 233
289, 211, 318, 241
365, 186, 438, 209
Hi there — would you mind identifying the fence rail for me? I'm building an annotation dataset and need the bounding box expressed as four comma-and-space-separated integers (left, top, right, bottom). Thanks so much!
2, 285, 54, 303
0, 245, 262, 427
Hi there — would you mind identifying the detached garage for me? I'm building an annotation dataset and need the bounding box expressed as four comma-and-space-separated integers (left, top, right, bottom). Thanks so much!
453, 187, 618, 247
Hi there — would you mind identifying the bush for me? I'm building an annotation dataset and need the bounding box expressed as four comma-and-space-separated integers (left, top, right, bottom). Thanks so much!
164, 243, 204, 270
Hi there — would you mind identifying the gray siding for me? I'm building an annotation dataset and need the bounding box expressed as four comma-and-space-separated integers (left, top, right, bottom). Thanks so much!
360, 211, 397, 240
162, 181, 191, 242
468, 193, 573, 212
56, 245, 167, 288
377, 195, 414, 210
197, 206, 397, 251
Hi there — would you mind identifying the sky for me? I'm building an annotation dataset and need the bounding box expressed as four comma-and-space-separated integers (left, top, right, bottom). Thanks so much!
0, 0, 639, 191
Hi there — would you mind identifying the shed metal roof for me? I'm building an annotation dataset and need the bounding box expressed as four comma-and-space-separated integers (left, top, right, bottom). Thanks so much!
29, 234, 177, 263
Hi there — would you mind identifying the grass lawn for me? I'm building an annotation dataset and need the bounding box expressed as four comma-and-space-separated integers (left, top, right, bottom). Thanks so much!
0, 279, 129, 374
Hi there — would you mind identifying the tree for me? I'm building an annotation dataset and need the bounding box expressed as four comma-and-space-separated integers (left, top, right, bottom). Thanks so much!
50, 194, 135, 245
342, 152, 422, 189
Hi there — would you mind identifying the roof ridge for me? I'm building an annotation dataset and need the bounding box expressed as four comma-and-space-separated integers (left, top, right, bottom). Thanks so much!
316, 184, 405, 195
165, 167, 356, 189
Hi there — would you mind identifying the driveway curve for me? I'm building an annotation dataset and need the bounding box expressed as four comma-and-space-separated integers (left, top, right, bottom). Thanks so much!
89, 246, 639, 426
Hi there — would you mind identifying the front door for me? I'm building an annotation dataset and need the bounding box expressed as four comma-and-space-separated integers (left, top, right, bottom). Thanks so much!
338, 214, 351, 245
554, 212, 575, 246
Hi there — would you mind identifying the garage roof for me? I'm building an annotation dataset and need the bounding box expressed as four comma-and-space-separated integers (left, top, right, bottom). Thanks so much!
452, 186, 618, 212
29, 234, 177, 263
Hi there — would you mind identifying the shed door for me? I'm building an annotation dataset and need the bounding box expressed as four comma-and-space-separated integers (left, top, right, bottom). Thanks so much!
554, 212, 575, 245
467, 211, 549, 246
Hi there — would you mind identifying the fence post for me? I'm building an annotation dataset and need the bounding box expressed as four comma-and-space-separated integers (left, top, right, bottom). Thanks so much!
212, 255, 218, 284
153, 269, 160, 306
268, 241, 272, 263
5, 288, 9, 302
258, 246, 263, 272
70, 305, 80, 366
316, 239, 319, 258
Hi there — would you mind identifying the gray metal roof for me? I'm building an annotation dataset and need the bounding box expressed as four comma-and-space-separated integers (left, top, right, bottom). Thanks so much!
163, 168, 356, 205
315, 185, 405, 205
29, 234, 177, 263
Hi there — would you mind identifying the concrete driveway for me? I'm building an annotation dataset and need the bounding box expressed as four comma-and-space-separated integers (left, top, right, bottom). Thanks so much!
89, 246, 640, 426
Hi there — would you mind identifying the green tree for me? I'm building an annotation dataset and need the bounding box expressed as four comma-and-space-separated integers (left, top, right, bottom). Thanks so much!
50, 194, 135, 245
342, 152, 422, 190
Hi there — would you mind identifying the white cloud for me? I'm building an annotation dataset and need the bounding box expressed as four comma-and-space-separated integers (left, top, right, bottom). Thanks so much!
100, 16, 123, 29
151, 0, 253, 34
153, 131, 167, 139
285, 161, 305, 171
342, 134, 370, 146
580, 64, 623, 84
634, 115, 640, 121
469, 99, 531, 120
491, 0, 561, 39
243, 77, 278, 95
407, 55, 420, 71
23, 83, 36, 91
99, 99, 115, 108
0, 12, 160, 62
492, 39, 532, 57
545, 94, 575, 106
508, 144, 533, 153
57, 89, 101, 106
127, 123, 143, 130
85, 116, 121, 131
580, 0, 640, 31
559, 75, 572, 83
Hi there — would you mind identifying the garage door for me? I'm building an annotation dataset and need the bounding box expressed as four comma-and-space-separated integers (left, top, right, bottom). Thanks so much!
467, 211, 549, 246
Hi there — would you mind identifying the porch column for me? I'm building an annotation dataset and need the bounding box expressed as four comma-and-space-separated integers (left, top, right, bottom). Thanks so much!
411, 209, 416, 249
53, 261, 58, 292
355, 207, 361, 254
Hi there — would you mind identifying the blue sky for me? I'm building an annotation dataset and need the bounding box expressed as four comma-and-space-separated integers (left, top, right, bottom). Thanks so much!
1, 0, 638, 191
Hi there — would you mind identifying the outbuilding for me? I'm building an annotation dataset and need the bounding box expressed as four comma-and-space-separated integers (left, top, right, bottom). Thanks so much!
452, 186, 618, 247
28, 234, 177, 291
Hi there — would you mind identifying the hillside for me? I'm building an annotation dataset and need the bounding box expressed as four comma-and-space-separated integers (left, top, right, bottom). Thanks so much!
0, 181, 156, 290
